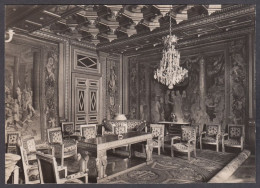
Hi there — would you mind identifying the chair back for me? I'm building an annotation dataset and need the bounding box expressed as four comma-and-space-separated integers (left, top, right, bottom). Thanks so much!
61, 122, 75, 137
228, 124, 245, 140
20, 136, 37, 154
6, 131, 20, 154
150, 124, 165, 138
47, 127, 63, 144
80, 124, 97, 139
112, 124, 128, 135
36, 152, 58, 183
181, 126, 196, 142
205, 124, 221, 137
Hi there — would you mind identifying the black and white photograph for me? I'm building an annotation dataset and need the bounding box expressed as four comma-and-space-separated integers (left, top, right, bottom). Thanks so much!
3, 3, 257, 184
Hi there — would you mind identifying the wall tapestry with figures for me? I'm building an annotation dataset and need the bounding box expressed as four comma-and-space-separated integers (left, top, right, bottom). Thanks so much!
106, 58, 120, 120
128, 37, 249, 128
5, 40, 59, 142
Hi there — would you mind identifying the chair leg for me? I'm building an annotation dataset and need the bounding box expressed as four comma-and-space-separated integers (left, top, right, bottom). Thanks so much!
113, 148, 115, 153
216, 143, 219, 152
162, 142, 165, 152
188, 151, 190, 161
200, 142, 202, 150
158, 146, 161, 155
171, 147, 174, 158
194, 147, 197, 158
222, 143, 225, 153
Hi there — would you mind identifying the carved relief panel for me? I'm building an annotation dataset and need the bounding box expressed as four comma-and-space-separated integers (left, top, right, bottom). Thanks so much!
229, 38, 248, 125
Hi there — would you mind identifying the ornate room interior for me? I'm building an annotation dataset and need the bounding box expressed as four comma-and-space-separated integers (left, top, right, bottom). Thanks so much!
4, 4, 256, 184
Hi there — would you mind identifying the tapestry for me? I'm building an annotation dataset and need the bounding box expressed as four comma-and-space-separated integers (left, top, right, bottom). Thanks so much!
106, 58, 120, 120
229, 39, 247, 125
205, 53, 225, 126
5, 43, 41, 141
5, 42, 59, 143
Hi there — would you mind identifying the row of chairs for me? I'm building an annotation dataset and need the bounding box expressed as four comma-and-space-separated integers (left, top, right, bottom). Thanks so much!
149, 123, 245, 161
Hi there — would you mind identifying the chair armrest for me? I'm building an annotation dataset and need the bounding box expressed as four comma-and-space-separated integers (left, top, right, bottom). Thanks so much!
241, 136, 244, 145
158, 135, 164, 142
49, 143, 63, 146
188, 138, 196, 145
171, 136, 181, 145
222, 133, 228, 140
216, 133, 221, 140
200, 131, 206, 137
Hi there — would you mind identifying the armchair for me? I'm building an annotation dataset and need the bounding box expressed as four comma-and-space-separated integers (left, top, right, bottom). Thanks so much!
200, 124, 221, 152
171, 126, 196, 161
47, 127, 77, 167
222, 124, 245, 152
150, 124, 165, 155
36, 152, 88, 184
19, 136, 55, 184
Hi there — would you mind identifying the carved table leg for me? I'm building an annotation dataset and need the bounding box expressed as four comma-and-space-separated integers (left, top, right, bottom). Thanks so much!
146, 138, 153, 164
96, 150, 107, 181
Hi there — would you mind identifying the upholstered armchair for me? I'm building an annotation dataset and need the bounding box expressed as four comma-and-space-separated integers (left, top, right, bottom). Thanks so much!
36, 152, 88, 184
80, 124, 97, 139
150, 124, 165, 155
171, 126, 197, 161
47, 127, 78, 167
222, 124, 245, 152
200, 124, 221, 152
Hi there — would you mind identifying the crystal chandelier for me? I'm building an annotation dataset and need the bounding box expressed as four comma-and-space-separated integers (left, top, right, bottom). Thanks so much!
154, 15, 188, 89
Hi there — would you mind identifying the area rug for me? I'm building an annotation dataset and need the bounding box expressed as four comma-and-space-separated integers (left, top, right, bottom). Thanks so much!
103, 149, 247, 184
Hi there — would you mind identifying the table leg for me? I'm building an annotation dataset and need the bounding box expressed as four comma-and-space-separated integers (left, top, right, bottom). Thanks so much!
13, 166, 19, 184
146, 138, 153, 164
96, 150, 107, 180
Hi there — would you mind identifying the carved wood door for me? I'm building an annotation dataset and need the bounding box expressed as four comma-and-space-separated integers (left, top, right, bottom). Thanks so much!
72, 73, 100, 131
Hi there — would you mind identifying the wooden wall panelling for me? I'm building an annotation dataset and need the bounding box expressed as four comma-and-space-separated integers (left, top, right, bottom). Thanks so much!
122, 55, 129, 115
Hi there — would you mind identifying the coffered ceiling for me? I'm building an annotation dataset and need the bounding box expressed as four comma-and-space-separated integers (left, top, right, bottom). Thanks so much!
5, 4, 255, 54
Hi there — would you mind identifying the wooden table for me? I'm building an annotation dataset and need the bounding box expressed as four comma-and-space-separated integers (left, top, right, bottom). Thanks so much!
77, 132, 153, 182
5, 153, 21, 184
158, 121, 190, 136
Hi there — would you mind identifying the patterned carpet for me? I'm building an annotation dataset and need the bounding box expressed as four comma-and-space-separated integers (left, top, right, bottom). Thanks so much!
103, 149, 238, 184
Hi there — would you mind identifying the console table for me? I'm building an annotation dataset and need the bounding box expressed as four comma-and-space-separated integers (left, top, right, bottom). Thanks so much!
77, 132, 153, 182
158, 121, 190, 136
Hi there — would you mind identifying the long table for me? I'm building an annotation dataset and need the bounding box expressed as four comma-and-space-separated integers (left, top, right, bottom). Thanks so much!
77, 132, 153, 182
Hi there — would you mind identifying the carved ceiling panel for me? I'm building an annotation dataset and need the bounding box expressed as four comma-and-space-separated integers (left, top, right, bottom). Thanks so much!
5, 4, 255, 53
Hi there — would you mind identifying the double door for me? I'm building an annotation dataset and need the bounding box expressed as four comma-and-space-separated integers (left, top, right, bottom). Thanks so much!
72, 73, 101, 130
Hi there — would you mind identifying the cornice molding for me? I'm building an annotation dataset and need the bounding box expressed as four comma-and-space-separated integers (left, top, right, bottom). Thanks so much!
97, 5, 255, 51
178, 27, 254, 48
124, 27, 252, 56
31, 29, 97, 50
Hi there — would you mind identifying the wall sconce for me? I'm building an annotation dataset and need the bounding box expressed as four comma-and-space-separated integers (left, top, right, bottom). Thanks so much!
5, 29, 15, 43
